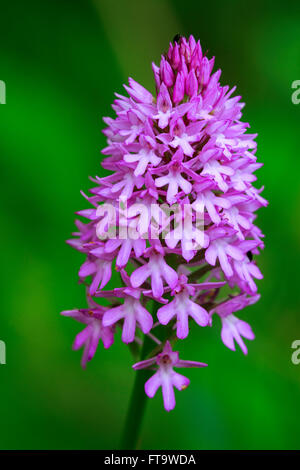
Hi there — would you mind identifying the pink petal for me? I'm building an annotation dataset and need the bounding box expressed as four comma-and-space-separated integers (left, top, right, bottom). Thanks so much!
117, 239, 132, 267
135, 304, 153, 334
102, 305, 124, 326
89, 269, 103, 295
157, 301, 175, 325
130, 264, 150, 288
176, 309, 189, 339
88, 328, 101, 360
122, 313, 136, 343
237, 320, 255, 340
73, 326, 91, 350
100, 262, 112, 289
226, 245, 244, 261
218, 249, 233, 277
221, 322, 236, 351
176, 360, 208, 368
145, 372, 161, 398
79, 261, 96, 278
133, 357, 157, 370
189, 301, 209, 327
161, 262, 178, 289
171, 372, 190, 390
101, 327, 115, 349
161, 376, 176, 411
205, 244, 218, 266
151, 272, 164, 298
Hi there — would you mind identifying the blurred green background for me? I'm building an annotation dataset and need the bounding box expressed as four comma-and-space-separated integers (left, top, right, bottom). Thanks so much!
0, 0, 299, 450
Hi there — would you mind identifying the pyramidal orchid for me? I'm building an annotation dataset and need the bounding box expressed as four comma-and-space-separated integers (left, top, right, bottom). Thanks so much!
62, 35, 267, 436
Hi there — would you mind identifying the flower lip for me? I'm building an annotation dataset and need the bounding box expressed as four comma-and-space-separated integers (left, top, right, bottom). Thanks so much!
132, 341, 207, 411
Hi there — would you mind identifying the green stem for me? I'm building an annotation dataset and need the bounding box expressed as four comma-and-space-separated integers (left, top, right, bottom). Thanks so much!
120, 333, 154, 449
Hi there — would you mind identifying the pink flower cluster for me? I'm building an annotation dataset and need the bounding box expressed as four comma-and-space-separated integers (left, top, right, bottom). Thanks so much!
62, 36, 267, 411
